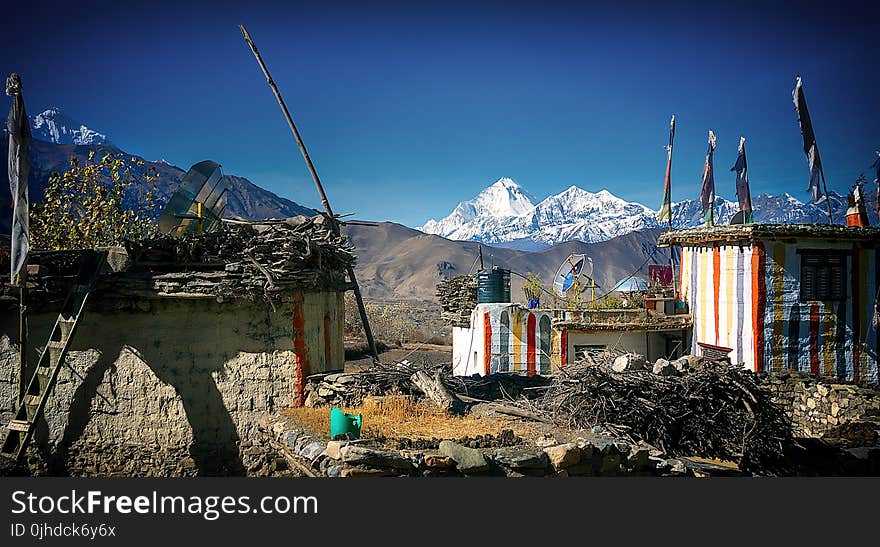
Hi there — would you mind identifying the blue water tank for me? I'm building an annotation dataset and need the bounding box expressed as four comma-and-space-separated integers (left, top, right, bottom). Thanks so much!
477, 267, 511, 303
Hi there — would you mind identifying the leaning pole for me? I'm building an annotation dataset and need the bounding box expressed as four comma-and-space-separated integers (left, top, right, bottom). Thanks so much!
239, 24, 379, 362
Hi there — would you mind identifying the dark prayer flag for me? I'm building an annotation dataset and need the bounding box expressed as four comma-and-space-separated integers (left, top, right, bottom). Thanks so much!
657, 114, 675, 224
792, 76, 826, 205
699, 130, 716, 226
730, 135, 753, 223
6, 73, 30, 282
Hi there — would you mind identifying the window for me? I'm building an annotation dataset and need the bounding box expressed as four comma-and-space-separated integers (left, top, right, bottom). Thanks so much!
799, 251, 845, 302
574, 344, 606, 360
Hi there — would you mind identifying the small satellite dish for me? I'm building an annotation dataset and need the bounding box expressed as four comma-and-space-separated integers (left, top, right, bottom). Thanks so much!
158, 160, 227, 236
729, 211, 747, 225
553, 254, 591, 295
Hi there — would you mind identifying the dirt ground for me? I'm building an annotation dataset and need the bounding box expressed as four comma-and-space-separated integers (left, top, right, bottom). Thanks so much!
345, 342, 452, 372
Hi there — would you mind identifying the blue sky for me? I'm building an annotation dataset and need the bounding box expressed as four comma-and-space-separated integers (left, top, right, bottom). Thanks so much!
3, 0, 878, 226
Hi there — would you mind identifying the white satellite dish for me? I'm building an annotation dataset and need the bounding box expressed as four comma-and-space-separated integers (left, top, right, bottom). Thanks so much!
553, 254, 592, 296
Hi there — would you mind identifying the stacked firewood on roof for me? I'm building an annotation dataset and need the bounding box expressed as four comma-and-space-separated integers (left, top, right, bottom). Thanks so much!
436, 274, 477, 327
121, 215, 356, 298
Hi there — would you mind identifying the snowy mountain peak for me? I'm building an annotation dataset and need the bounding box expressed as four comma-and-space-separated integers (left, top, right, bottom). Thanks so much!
418, 178, 879, 250
30, 107, 111, 146
473, 177, 536, 217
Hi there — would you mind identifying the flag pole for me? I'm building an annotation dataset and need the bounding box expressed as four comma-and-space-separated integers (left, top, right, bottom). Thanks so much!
820, 168, 834, 224
238, 24, 379, 362
17, 270, 27, 406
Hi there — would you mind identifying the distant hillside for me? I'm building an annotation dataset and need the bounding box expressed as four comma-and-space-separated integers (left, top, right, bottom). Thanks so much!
1, 108, 316, 234
343, 221, 668, 304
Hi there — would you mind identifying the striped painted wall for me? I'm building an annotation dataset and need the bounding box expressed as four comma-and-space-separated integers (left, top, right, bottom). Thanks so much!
680, 240, 878, 384
452, 304, 561, 376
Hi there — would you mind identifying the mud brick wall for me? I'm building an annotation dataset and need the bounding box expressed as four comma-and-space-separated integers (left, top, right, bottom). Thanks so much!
0, 297, 313, 476
762, 371, 880, 438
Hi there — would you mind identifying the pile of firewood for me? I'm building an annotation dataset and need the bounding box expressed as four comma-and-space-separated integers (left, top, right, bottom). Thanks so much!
123, 216, 356, 294
436, 274, 478, 327
523, 356, 792, 473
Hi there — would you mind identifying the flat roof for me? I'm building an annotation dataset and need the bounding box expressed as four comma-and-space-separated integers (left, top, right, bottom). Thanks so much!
658, 223, 880, 247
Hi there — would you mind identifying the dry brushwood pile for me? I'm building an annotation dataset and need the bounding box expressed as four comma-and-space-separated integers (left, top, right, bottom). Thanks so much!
525, 356, 793, 472
437, 274, 478, 327
306, 360, 550, 408
120, 215, 356, 297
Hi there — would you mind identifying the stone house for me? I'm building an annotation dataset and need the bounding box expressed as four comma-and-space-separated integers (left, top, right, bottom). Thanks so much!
0, 216, 350, 475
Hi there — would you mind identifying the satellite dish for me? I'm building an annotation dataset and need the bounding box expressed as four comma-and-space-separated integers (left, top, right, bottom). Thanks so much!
729, 211, 747, 225
158, 160, 227, 236
553, 254, 591, 295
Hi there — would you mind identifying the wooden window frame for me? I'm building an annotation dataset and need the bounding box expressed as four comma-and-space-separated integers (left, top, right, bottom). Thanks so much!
797, 249, 847, 303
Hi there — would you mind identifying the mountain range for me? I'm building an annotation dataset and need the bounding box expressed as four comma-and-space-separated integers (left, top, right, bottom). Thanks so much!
419, 177, 878, 250
2, 108, 877, 306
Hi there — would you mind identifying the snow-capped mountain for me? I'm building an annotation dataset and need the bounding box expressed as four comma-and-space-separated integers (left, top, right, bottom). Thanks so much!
419, 178, 878, 250
419, 177, 537, 240
30, 107, 111, 146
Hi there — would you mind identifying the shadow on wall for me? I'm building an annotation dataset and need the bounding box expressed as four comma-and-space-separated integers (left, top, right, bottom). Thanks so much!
49, 340, 245, 476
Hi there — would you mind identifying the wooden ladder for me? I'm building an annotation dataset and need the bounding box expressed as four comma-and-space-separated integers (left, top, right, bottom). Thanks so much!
1, 250, 107, 461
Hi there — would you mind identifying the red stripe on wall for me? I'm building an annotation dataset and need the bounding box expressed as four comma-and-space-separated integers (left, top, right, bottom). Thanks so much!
809, 303, 820, 375
752, 242, 766, 372
851, 248, 861, 384
526, 314, 537, 376
561, 328, 568, 367
483, 312, 492, 376
713, 246, 721, 344
292, 291, 308, 407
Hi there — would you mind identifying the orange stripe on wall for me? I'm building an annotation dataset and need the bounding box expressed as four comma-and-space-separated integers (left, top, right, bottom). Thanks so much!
713, 246, 721, 345
292, 291, 308, 407
751, 243, 766, 373
483, 312, 492, 376
561, 328, 568, 367
526, 314, 536, 376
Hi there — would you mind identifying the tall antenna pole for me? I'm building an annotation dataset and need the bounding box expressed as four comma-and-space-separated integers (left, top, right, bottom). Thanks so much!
239, 24, 379, 361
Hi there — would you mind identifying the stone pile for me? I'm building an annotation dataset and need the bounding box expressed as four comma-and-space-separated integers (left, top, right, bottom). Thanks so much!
436, 274, 478, 328
258, 416, 704, 478
761, 371, 880, 440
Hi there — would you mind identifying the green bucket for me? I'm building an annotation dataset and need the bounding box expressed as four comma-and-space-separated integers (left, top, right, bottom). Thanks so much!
329, 407, 362, 440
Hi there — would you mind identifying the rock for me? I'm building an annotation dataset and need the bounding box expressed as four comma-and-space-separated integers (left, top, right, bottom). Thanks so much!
325, 463, 343, 478
672, 357, 691, 373
612, 353, 646, 373
652, 358, 678, 376
543, 443, 581, 469
340, 466, 398, 477
625, 447, 651, 471
325, 440, 347, 460
492, 448, 548, 469
536, 435, 558, 448
439, 440, 489, 474
340, 445, 413, 471
304, 390, 322, 408
424, 454, 455, 469
283, 431, 300, 448
300, 441, 326, 460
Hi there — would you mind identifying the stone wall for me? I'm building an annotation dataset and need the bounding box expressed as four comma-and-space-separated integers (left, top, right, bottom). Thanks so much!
762, 371, 880, 438
0, 296, 314, 476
